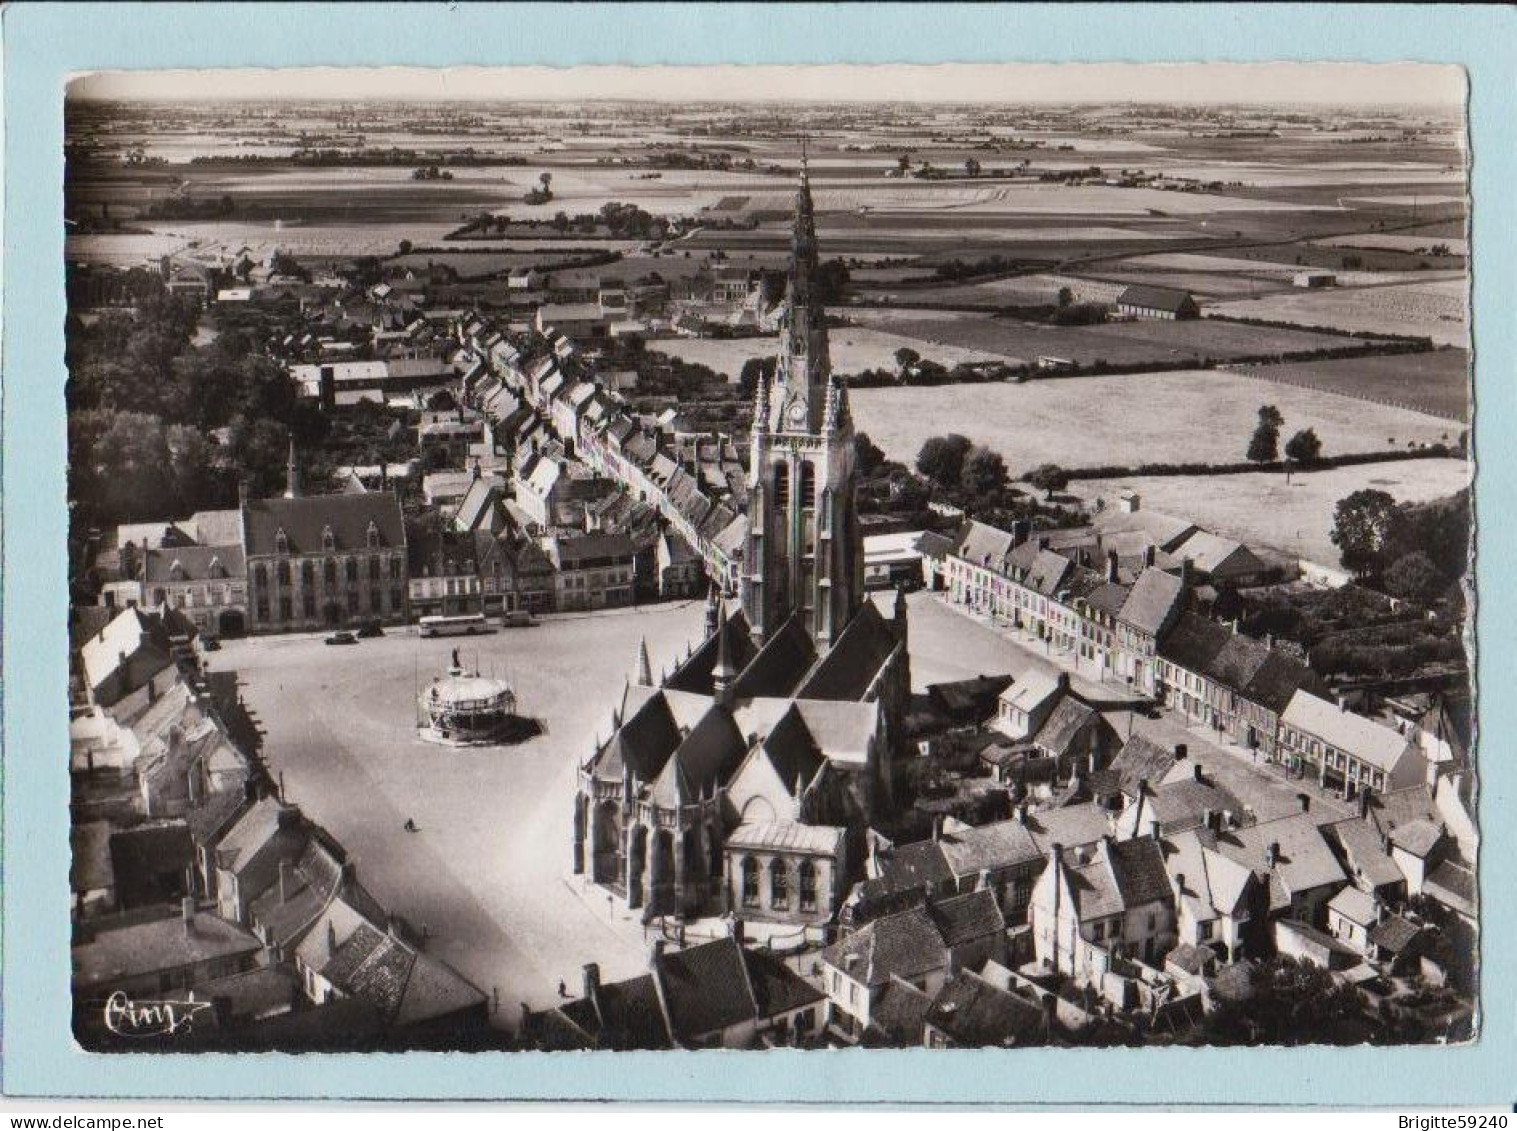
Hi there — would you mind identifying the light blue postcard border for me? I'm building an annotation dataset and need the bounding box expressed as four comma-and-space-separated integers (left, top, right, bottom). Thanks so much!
4, 2, 1513, 1105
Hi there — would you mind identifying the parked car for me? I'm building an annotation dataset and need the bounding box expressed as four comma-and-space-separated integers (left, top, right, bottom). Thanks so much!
324, 631, 358, 647
501, 610, 537, 629
356, 620, 384, 638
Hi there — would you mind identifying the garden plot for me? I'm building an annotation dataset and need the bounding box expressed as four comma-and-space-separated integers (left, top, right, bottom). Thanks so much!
1209, 278, 1468, 346
650, 326, 1014, 379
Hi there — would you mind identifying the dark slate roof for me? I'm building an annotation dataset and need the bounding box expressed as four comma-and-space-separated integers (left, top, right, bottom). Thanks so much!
1159, 612, 1231, 673
553, 531, 637, 566
1118, 567, 1186, 636
926, 971, 1045, 1047
1424, 860, 1475, 917
1206, 634, 1272, 694
651, 704, 748, 806
730, 612, 817, 700
1242, 650, 1325, 715
756, 706, 827, 798
1369, 914, 1423, 954
592, 691, 681, 784
929, 674, 1014, 716
552, 972, 671, 1050
867, 977, 933, 1046
1110, 733, 1182, 798
665, 609, 757, 695
186, 789, 248, 851
1110, 836, 1175, 908
144, 545, 247, 583
1033, 697, 1099, 759
1117, 284, 1197, 313
242, 493, 404, 557
743, 947, 826, 1017
655, 937, 758, 1039
927, 888, 1005, 948
822, 904, 948, 988
795, 601, 901, 702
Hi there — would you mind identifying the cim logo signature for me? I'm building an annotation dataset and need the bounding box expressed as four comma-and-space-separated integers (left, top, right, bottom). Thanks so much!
102, 990, 214, 1038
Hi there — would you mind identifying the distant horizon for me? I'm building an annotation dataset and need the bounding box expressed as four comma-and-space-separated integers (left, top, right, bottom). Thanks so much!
67, 63, 1466, 109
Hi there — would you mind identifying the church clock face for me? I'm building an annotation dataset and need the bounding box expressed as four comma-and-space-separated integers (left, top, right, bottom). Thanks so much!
788, 398, 808, 426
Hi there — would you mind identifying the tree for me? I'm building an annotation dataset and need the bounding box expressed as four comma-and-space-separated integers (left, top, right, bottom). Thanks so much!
1330, 488, 1402, 577
1284, 427, 1322, 465
1247, 422, 1279, 464
961, 446, 1008, 498
896, 153, 911, 174
539, 171, 553, 194
1056, 286, 1074, 308
397, 239, 413, 256
1204, 956, 1366, 1046
916, 433, 972, 489
894, 346, 921, 375
964, 157, 982, 178
1383, 550, 1447, 603
738, 355, 776, 401
1025, 463, 1070, 500
1258, 404, 1284, 430
854, 432, 888, 478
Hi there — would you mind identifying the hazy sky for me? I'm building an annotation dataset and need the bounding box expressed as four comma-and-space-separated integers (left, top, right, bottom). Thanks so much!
70, 63, 1465, 108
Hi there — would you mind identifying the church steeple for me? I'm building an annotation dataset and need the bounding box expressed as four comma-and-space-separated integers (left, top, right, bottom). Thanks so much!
741, 154, 863, 649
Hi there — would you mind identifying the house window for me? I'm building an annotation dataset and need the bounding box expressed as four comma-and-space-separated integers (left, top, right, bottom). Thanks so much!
769, 859, 789, 908
302, 592, 316, 618
367, 521, 380, 550
301, 560, 315, 587
275, 529, 289, 555
391, 587, 404, 610
369, 590, 382, 615
369, 557, 381, 582
799, 461, 816, 509
799, 861, 818, 912
345, 559, 358, 583
279, 596, 292, 621
276, 561, 291, 586
253, 564, 267, 591
324, 559, 337, 586
741, 857, 760, 907
773, 463, 789, 510
347, 592, 360, 615
391, 555, 403, 580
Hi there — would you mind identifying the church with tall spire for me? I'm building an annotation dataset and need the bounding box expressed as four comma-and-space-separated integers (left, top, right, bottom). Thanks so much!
573, 159, 910, 925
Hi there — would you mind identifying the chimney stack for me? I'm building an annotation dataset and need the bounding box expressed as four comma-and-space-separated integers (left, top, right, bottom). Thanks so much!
1357, 787, 1372, 820
181, 896, 197, 937
1056, 672, 1071, 694
582, 962, 601, 1000
1180, 558, 1193, 589
650, 939, 666, 967
1266, 841, 1281, 870
1297, 792, 1311, 814
1174, 744, 1188, 761
1175, 873, 1186, 896
278, 859, 290, 904
327, 920, 338, 959
730, 917, 745, 944
1106, 550, 1120, 583
932, 814, 945, 842
1193, 763, 1205, 784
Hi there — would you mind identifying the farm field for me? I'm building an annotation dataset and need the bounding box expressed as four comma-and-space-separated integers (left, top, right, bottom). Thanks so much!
1234, 347, 1470, 422
1209, 278, 1468, 346
842, 307, 1390, 366
651, 325, 1013, 379
1315, 233, 1468, 255
1065, 458, 1471, 566
847, 368, 1457, 472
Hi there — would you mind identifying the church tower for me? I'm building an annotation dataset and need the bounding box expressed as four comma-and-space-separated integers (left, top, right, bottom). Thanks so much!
741, 156, 863, 648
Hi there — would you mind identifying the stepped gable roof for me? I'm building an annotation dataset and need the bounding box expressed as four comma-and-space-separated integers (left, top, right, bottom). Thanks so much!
927, 888, 1005, 948
1033, 697, 1098, 758
868, 977, 934, 1046
926, 970, 1045, 1047
650, 704, 748, 807
1160, 612, 1231, 673
592, 690, 682, 784
143, 545, 246, 583
795, 601, 901, 702
935, 819, 1042, 877
822, 903, 948, 989
730, 612, 817, 700
655, 937, 758, 1038
665, 609, 757, 695
1110, 733, 1183, 799
1117, 567, 1186, 636
743, 946, 826, 1017
1282, 692, 1415, 774
242, 492, 404, 556
1324, 818, 1404, 890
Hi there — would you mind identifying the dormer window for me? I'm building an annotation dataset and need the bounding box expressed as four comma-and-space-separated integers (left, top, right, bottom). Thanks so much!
322, 525, 336, 552
207, 557, 226, 579
169, 559, 187, 581
275, 528, 289, 555
367, 520, 381, 549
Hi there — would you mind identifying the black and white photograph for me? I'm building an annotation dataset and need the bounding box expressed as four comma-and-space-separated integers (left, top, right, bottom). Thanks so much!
62, 62, 1475, 1054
